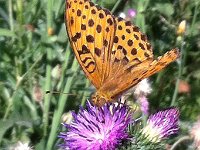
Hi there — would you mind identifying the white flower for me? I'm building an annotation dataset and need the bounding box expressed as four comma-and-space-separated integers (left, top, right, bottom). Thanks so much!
134, 79, 152, 97
9, 141, 32, 150
121, 79, 151, 102
190, 118, 200, 150
119, 12, 126, 19
51, 64, 61, 79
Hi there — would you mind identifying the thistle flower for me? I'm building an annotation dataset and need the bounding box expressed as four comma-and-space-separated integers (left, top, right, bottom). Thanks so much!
190, 117, 200, 149
59, 101, 132, 150
127, 9, 137, 18
134, 79, 152, 115
141, 108, 179, 143
137, 96, 149, 115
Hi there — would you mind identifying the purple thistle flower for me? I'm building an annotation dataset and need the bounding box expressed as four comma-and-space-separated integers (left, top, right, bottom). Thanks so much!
138, 96, 149, 115
127, 9, 137, 18
59, 101, 132, 150
141, 108, 179, 142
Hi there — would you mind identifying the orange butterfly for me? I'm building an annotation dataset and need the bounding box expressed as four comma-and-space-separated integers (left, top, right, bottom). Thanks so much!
65, 0, 179, 106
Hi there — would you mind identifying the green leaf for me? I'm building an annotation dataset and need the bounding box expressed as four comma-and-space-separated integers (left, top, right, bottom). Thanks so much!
0, 29, 16, 37
193, 70, 200, 79
155, 3, 174, 17
0, 120, 15, 142
35, 139, 46, 150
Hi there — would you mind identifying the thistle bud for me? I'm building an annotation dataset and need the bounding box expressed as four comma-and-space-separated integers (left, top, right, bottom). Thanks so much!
178, 80, 190, 94
48, 27, 54, 36
32, 84, 43, 103
24, 24, 35, 32
51, 64, 61, 80
61, 112, 73, 124
177, 20, 186, 35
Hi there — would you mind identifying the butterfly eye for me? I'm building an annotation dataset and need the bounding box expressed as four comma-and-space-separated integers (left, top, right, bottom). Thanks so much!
91, 95, 96, 102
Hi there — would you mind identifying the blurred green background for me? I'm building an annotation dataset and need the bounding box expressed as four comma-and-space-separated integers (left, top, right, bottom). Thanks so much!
0, 0, 200, 149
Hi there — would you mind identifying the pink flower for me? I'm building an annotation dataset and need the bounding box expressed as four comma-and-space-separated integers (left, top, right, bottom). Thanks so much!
59, 101, 132, 150
127, 9, 137, 18
138, 96, 149, 115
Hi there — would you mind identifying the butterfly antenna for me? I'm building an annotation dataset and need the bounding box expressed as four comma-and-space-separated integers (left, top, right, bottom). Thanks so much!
46, 91, 91, 99
45, 90, 76, 96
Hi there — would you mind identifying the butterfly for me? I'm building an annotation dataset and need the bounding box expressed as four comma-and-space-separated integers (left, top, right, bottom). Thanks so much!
65, 0, 180, 106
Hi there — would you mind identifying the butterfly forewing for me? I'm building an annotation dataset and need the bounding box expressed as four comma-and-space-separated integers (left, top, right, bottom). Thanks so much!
66, 0, 116, 89
100, 49, 179, 99
110, 19, 153, 66
105, 18, 155, 81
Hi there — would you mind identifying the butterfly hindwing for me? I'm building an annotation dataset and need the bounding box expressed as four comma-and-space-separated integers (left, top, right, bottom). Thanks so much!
99, 48, 179, 98
141, 48, 180, 79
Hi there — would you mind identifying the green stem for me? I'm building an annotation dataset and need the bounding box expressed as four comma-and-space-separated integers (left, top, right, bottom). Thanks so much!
46, 58, 79, 150
170, 36, 184, 106
43, 0, 53, 137
15, 0, 24, 50
111, 0, 122, 13
135, 0, 149, 32
16, 0, 23, 25
43, 48, 52, 137
57, 44, 71, 90
47, 0, 53, 27
142, 113, 147, 126
170, 136, 191, 150
155, 70, 164, 84
3, 56, 42, 120
8, 0, 14, 32
81, 79, 90, 106
190, 2, 199, 36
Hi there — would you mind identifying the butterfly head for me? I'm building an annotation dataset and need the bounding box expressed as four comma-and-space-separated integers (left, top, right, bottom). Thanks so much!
91, 93, 108, 107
